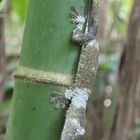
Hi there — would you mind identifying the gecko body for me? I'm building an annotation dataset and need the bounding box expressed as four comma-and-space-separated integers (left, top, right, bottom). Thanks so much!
51, 1, 99, 139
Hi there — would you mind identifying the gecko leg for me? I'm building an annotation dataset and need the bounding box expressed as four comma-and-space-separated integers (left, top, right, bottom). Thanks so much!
70, 6, 94, 44
51, 92, 69, 109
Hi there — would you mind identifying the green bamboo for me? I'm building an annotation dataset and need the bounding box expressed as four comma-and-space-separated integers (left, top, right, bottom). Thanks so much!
5, 0, 85, 140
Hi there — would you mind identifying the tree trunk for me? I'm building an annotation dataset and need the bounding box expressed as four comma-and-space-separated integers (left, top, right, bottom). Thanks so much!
5, 0, 86, 140
0, 12, 5, 105
109, 0, 140, 139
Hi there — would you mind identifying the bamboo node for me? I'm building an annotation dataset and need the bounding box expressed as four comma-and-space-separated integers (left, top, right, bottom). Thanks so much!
15, 66, 74, 87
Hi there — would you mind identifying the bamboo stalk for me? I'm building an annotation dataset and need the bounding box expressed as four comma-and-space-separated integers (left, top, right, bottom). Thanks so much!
5, 0, 85, 140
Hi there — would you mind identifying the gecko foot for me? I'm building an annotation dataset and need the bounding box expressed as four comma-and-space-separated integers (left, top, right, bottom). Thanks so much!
70, 6, 79, 19
50, 92, 69, 109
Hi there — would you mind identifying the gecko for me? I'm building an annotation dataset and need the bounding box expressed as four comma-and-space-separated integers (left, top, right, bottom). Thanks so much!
51, 0, 99, 139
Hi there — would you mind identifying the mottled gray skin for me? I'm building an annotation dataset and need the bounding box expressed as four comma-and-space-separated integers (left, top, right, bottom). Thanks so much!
61, 41, 99, 140
51, 1, 99, 140
73, 41, 99, 90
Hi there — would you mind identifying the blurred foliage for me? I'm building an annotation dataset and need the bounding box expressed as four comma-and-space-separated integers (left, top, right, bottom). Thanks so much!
108, 0, 133, 35
11, 0, 28, 22
0, 101, 10, 116
0, 0, 6, 12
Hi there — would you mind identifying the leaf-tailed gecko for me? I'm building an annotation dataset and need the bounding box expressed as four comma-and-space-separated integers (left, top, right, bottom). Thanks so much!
51, 0, 99, 139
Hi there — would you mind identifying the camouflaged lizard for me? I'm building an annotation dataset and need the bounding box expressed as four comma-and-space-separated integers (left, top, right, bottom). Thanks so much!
51, 0, 99, 139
